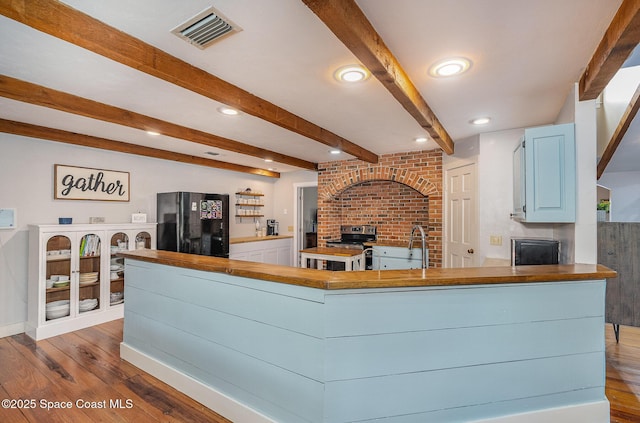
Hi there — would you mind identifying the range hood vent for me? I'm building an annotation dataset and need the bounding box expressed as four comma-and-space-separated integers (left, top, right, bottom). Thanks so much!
171, 7, 241, 49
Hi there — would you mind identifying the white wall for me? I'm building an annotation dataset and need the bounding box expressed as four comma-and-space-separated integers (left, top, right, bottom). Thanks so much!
596, 66, 640, 159
272, 170, 318, 234
565, 84, 598, 264
476, 129, 554, 264
468, 83, 598, 266
0, 133, 284, 335
598, 171, 640, 221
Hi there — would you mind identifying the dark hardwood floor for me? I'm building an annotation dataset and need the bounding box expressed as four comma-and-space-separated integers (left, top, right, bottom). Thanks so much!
0, 320, 638, 422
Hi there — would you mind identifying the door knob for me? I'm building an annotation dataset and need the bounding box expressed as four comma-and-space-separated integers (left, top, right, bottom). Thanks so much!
467, 248, 474, 254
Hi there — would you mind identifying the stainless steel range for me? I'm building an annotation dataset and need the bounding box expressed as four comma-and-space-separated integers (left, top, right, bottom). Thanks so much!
326, 225, 377, 270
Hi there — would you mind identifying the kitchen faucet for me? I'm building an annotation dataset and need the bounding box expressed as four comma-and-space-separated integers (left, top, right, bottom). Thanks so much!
408, 225, 428, 269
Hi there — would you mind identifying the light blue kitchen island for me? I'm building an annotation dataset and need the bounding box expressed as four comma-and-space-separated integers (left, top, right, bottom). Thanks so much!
118, 249, 615, 423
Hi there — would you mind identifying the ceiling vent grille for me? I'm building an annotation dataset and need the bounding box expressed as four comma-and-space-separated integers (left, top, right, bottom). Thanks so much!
171, 7, 241, 49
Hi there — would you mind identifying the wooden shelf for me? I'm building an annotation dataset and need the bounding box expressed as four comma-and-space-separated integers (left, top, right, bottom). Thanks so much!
235, 192, 264, 197
46, 286, 70, 293
46, 255, 71, 262
236, 214, 264, 218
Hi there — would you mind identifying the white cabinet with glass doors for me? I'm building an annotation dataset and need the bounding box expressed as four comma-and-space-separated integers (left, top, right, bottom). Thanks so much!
27, 223, 156, 340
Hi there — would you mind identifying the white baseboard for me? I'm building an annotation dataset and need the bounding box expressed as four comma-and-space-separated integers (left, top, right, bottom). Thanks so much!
120, 342, 276, 423
471, 399, 610, 423
0, 321, 25, 339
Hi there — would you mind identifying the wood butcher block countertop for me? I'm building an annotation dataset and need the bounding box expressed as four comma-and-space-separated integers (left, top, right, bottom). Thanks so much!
230, 235, 293, 244
119, 249, 617, 290
299, 247, 365, 257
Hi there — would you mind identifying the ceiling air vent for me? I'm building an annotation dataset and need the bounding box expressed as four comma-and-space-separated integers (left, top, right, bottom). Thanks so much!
171, 7, 241, 49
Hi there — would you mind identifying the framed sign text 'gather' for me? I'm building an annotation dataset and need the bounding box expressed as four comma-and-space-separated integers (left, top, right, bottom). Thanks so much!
54, 164, 130, 202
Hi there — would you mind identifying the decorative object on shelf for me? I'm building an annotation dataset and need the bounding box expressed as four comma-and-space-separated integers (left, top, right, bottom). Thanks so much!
58, 217, 72, 224
54, 164, 130, 202
89, 216, 105, 223
597, 200, 610, 222
131, 213, 147, 223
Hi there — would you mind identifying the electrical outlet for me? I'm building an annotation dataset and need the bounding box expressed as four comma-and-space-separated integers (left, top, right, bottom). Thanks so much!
490, 235, 502, 246
287, 225, 294, 232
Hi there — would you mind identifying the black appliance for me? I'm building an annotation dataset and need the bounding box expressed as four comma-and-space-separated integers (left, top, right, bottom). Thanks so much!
326, 225, 377, 270
511, 238, 560, 266
157, 192, 229, 258
266, 219, 279, 236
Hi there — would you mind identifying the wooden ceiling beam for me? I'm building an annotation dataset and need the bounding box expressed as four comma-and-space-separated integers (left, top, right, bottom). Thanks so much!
0, 75, 316, 171
597, 83, 640, 179
579, 0, 640, 101
0, 0, 378, 164
0, 118, 280, 178
302, 0, 455, 155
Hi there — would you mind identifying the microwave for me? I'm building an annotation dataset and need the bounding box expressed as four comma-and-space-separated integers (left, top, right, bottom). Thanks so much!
511, 238, 559, 266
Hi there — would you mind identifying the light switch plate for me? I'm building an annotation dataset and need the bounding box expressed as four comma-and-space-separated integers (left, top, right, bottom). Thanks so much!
490, 235, 502, 246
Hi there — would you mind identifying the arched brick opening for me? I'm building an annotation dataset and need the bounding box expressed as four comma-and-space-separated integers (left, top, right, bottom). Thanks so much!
319, 168, 439, 200
317, 150, 443, 267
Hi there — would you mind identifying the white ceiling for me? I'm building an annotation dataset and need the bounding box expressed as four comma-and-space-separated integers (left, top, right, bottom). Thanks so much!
0, 0, 628, 175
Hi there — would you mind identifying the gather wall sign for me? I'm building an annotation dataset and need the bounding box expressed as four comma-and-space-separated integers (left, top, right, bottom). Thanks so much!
54, 164, 130, 202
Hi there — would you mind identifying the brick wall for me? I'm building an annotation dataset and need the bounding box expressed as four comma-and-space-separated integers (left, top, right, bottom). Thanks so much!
318, 149, 443, 267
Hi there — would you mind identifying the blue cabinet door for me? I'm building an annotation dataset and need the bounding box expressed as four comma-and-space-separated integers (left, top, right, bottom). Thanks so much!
372, 246, 428, 269
514, 123, 575, 223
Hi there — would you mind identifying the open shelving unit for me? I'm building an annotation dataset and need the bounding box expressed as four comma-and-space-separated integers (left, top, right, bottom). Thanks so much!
235, 191, 265, 219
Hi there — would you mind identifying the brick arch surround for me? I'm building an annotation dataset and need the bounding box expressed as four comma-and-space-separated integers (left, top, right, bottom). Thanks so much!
317, 149, 443, 268
319, 168, 439, 200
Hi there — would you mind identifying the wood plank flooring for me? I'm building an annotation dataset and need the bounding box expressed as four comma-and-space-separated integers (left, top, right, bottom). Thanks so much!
607, 324, 640, 422
0, 320, 639, 422
0, 320, 230, 422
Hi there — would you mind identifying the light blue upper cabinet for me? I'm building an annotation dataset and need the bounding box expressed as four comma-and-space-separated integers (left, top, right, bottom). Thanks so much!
512, 123, 576, 223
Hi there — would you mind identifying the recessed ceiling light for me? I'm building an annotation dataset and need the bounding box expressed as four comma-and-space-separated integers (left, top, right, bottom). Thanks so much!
146, 131, 160, 136
264, 158, 273, 163
471, 117, 491, 125
429, 57, 472, 78
218, 106, 239, 116
330, 149, 341, 155
334, 65, 370, 83
415, 137, 428, 143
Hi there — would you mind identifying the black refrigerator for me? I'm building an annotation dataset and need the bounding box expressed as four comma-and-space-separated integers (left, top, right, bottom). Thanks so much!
157, 192, 229, 258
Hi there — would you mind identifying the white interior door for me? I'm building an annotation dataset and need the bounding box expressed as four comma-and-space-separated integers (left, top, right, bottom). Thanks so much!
446, 163, 477, 267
